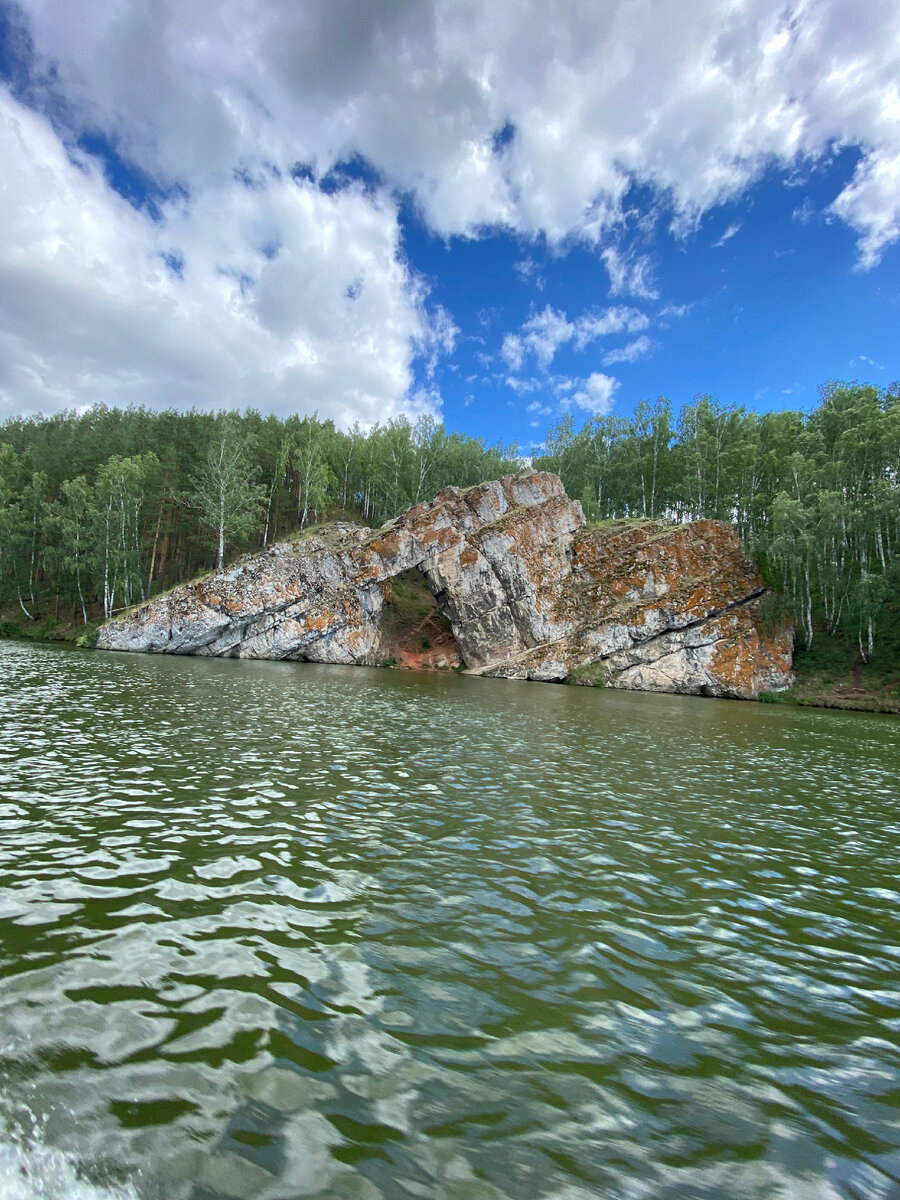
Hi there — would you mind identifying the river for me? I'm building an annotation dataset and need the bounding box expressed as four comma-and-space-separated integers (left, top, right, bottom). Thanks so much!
0, 640, 898, 1199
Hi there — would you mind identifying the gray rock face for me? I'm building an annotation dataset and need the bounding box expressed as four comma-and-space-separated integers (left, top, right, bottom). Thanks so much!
98, 470, 794, 699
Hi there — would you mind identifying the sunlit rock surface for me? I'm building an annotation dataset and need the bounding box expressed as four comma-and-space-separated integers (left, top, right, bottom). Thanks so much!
98, 470, 793, 698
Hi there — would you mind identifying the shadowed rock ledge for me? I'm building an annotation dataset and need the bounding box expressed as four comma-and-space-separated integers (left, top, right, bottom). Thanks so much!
97, 469, 794, 698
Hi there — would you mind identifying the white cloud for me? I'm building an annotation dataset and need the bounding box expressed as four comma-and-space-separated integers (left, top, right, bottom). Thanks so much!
520, 307, 576, 368
500, 333, 525, 371
4, 0, 900, 422
505, 376, 540, 393
506, 304, 650, 371
0, 87, 444, 426
514, 257, 544, 288
831, 149, 900, 269
526, 399, 553, 415
601, 247, 659, 300
657, 303, 692, 322
602, 335, 653, 365
12, 0, 900, 265
574, 307, 650, 346
571, 372, 620, 414
712, 223, 741, 248
419, 304, 459, 377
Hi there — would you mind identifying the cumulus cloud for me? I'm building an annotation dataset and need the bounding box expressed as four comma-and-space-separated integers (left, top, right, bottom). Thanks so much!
520, 307, 577, 369
418, 304, 459, 377
0, 87, 443, 425
504, 375, 539, 393
14, 0, 900, 262
574, 307, 650, 346
831, 149, 900, 269
3, 0, 900, 422
571, 372, 620, 414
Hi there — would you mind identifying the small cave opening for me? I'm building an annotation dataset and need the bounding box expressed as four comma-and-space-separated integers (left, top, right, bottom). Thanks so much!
380, 567, 462, 671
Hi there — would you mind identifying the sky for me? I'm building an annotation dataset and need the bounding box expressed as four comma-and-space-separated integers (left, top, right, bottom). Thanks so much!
0, 0, 898, 451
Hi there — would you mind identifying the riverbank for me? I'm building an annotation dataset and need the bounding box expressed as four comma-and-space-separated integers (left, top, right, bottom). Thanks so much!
0, 610, 102, 649
4, 603, 898, 713
761, 625, 900, 714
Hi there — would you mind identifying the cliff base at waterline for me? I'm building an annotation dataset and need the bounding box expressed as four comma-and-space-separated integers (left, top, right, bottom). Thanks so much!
97, 470, 794, 699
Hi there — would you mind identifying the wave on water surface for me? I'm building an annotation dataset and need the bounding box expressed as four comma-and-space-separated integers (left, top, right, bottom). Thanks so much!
0, 1112, 138, 1200
0, 643, 899, 1200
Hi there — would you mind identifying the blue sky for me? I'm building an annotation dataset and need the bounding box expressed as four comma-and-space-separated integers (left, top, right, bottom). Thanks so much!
0, 0, 897, 451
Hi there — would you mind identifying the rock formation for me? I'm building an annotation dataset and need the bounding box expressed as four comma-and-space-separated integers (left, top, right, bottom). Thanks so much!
97, 470, 794, 699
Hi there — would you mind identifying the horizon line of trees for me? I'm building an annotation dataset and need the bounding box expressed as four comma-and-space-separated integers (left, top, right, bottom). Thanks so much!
533, 381, 898, 659
0, 408, 521, 624
0, 381, 897, 659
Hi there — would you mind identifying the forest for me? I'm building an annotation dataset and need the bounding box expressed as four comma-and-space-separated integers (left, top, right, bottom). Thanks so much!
0, 381, 897, 661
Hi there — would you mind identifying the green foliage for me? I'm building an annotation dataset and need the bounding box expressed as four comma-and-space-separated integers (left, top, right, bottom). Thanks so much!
537, 382, 899, 661
95, 452, 159, 618
75, 622, 101, 649
1, 382, 896, 666
381, 571, 435, 633
755, 591, 795, 638
0, 404, 521, 625
775, 619, 900, 712
187, 415, 264, 569
0, 619, 19, 638
567, 662, 607, 687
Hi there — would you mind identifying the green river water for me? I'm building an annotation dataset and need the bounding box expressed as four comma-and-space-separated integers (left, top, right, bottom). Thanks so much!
0, 640, 898, 1199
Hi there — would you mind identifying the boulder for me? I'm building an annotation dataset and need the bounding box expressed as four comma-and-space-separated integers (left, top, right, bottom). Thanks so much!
97, 470, 793, 699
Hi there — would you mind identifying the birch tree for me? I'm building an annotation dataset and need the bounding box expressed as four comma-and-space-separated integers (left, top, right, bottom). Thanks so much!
96, 453, 158, 617
188, 417, 261, 570
46, 475, 96, 624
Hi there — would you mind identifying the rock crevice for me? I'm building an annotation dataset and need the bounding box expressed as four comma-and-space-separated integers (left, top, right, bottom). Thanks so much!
97, 470, 794, 699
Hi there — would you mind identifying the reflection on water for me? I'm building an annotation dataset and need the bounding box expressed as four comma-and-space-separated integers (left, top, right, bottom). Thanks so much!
0, 640, 898, 1199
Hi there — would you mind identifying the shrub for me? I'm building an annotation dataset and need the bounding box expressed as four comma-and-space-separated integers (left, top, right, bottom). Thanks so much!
756, 591, 795, 638
75, 623, 101, 649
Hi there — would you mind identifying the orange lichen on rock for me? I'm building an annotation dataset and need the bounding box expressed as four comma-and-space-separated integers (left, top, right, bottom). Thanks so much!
98, 470, 794, 699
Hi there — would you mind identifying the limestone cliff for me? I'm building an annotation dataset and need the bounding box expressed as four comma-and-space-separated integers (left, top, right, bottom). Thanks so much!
97, 470, 794, 699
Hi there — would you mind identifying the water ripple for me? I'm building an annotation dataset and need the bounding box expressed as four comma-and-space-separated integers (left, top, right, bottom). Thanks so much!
0, 641, 898, 1199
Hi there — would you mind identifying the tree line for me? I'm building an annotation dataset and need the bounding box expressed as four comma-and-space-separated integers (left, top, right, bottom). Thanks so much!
0, 382, 897, 659
533, 383, 899, 659
0, 407, 520, 623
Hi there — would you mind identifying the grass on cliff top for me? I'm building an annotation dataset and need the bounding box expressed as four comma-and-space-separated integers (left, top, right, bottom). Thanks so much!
275, 519, 369, 550
583, 517, 681, 542
584, 516, 651, 532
